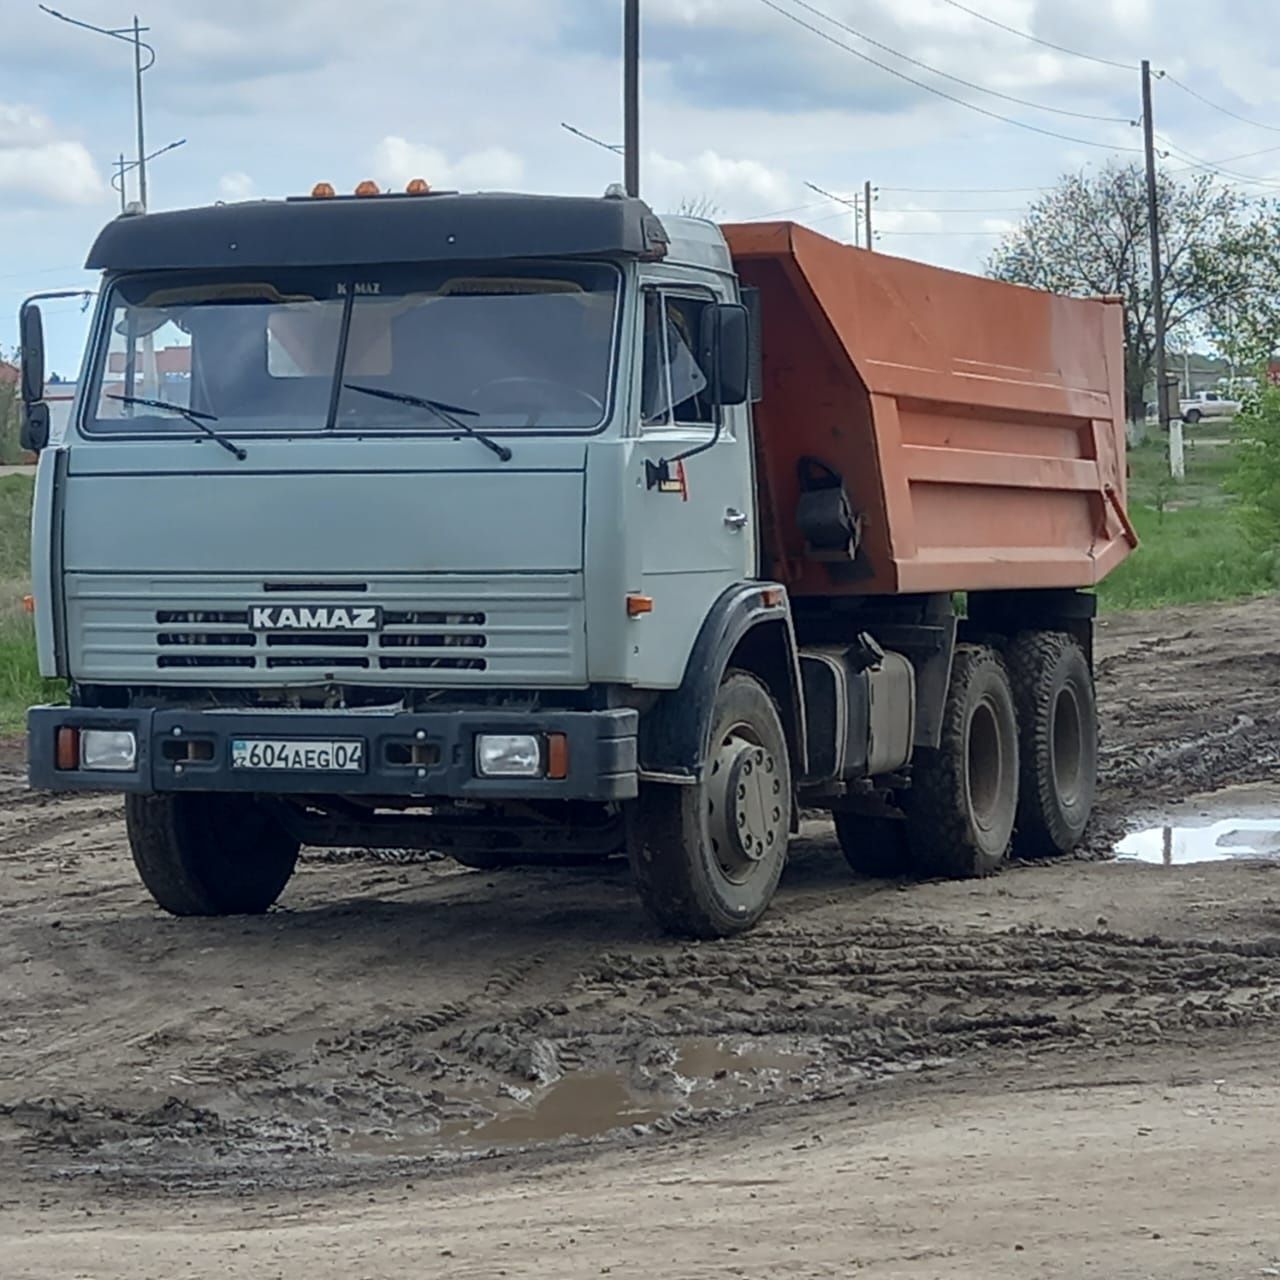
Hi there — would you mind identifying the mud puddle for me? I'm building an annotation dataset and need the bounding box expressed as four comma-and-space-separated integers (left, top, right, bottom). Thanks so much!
333, 1038, 818, 1158
1113, 782, 1280, 866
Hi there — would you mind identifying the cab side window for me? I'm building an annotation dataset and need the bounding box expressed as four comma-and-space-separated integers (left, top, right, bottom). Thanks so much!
640, 289, 716, 428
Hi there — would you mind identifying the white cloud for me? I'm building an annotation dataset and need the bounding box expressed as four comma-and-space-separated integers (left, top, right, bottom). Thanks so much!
0, 101, 104, 205
218, 171, 256, 201
0, 102, 56, 149
371, 137, 525, 192
647, 149, 795, 216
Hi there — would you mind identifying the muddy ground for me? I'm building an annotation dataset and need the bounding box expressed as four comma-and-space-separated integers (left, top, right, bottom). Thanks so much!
3, 597, 1280, 1277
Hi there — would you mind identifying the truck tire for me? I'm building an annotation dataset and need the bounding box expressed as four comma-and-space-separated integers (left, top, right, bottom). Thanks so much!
628, 670, 792, 938
1006, 630, 1097, 858
124, 793, 301, 916
903, 644, 1018, 878
833, 812, 909, 877
1183, 408, 1202, 424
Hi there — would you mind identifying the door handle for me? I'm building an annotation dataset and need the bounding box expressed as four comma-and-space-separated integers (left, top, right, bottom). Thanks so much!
724, 508, 749, 530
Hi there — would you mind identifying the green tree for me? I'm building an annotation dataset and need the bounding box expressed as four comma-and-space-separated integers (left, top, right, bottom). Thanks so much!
0, 376, 20, 465
988, 163, 1263, 421
1229, 385, 1280, 558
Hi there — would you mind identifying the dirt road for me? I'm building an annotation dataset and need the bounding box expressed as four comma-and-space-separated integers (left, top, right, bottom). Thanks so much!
3, 596, 1280, 1277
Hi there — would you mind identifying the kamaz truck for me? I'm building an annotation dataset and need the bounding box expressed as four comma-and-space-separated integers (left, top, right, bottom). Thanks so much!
18, 184, 1134, 937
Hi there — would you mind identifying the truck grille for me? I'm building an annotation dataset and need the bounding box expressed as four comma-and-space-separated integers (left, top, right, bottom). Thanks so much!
67, 574, 584, 686
150, 604, 489, 672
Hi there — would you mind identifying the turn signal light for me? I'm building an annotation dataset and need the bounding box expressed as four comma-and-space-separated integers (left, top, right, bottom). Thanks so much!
405, 177, 431, 195
22, 594, 34, 614
355, 180, 380, 197
626, 594, 654, 617
310, 182, 336, 198
546, 733, 569, 780
55, 728, 79, 771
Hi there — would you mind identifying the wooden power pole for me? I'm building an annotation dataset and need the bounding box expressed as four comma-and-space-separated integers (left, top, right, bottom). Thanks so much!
864, 180, 873, 250
1142, 59, 1182, 479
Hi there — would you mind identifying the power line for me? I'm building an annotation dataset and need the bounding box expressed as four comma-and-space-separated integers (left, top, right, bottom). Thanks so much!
879, 184, 1049, 193
758, 0, 1144, 153
877, 206, 1025, 213
1156, 135, 1280, 188
744, 199, 834, 220
878, 229, 1006, 236
936, 0, 1138, 72
1161, 73, 1280, 136
1164, 139, 1280, 186
782, 0, 1133, 125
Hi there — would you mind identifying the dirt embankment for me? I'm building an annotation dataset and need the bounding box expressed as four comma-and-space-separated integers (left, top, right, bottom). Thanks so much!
2, 596, 1280, 1277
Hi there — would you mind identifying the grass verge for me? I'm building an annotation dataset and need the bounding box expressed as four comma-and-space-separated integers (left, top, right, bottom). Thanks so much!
1096, 430, 1274, 611
0, 474, 62, 732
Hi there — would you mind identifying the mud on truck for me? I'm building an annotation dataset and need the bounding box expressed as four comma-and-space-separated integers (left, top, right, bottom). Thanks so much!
17, 184, 1134, 938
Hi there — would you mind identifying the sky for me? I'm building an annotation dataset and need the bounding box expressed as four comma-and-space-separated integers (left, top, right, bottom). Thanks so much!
4, 0, 1280, 372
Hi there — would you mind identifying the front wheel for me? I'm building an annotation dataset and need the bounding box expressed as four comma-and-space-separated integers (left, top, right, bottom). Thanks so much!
629, 671, 792, 938
124, 793, 300, 916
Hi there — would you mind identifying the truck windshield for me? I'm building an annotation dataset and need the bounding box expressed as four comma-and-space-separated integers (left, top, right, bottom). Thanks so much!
84, 262, 620, 438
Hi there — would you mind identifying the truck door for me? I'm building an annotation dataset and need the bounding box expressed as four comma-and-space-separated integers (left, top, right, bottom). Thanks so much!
631, 283, 756, 687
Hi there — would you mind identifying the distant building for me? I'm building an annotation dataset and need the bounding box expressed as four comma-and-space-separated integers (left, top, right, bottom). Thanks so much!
107, 346, 191, 376
0, 359, 18, 386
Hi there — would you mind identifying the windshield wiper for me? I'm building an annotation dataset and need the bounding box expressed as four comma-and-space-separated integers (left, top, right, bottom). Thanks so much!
108, 394, 247, 462
343, 384, 512, 462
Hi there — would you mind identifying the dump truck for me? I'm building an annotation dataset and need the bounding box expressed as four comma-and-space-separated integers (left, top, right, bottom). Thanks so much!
17, 186, 1134, 938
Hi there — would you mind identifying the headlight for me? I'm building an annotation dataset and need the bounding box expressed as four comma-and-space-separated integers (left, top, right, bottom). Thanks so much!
80, 729, 138, 772
475, 734, 543, 778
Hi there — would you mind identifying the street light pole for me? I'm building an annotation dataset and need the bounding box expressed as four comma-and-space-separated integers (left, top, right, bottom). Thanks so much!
110, 138, 185, 211
39, 5, 156, 209
114, 152, 128, 214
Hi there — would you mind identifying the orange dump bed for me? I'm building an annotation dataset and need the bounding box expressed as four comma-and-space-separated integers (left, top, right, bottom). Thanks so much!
723, 222, 1134, 597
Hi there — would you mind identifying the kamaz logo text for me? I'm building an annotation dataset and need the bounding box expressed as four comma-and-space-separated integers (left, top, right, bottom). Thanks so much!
250, 606, 382, 632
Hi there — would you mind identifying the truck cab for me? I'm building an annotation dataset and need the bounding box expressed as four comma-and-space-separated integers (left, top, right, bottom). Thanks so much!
19, 186, 1130, 937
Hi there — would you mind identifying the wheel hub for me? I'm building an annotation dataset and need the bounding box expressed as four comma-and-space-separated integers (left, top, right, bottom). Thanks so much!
708, 732, 786, 883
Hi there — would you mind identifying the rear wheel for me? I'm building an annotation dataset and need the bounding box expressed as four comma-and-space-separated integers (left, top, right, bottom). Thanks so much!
124, 793, 300, 916
629, 671, 792, 938
903, 644, 1018, 878
1006, 631, 1097, 858
833, 812, 909, 877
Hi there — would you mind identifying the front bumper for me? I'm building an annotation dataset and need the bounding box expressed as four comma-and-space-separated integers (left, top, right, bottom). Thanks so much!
27, 705, 638, 801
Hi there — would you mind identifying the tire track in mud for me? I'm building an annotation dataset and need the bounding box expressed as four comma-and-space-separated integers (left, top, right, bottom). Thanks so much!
0, 798, 122, 860
9, 915, 1280, 1190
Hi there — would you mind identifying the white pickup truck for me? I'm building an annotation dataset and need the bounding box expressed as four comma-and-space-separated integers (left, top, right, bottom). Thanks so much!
1180, 390, 1241, 423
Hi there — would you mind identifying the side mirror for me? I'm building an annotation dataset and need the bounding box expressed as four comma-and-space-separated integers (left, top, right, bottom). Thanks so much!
19, 302, 46, 405
20, 402, 50, 454
699, 302, 750, 407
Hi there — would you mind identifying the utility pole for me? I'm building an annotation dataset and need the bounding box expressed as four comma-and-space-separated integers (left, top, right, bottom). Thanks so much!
40, 6, 156, 210
1141, 59, 1182, 480
623, 0, 640, 197
131, 15, 148, 209
805, 180, 860, 246
864, 179, 874, 251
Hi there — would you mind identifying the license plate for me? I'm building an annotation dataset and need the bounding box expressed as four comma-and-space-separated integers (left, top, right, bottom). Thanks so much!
230, 738, 365, 773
